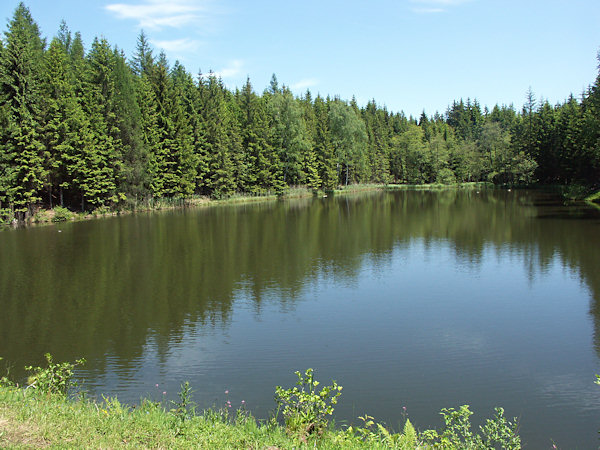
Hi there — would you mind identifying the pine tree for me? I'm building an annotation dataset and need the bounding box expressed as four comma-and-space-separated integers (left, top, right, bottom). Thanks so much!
0, 3, 47, 219
237, 77, 284, 195
363, 100, 391, 183
147, 52, 197, 198
131, 30, 154, 77
113, 48, 149, 202
197, 73, 236, 198
313, 95, 336, 190
40, 37, 78, 207
78, 37, 123, 208
172, 62, 209, 196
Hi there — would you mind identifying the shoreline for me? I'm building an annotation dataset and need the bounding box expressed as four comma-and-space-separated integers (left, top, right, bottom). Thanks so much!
3, 182, 596, 230
0, 376, 520, 449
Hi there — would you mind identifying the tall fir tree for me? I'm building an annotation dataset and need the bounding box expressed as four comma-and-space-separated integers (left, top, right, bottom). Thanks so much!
313, 95, 336, 190
237, 77, 284, 194
0, 3, 47, 218
77, 37, 123, 208
113, 48, 149, 202
198, 73, 237, 198
147, 52, 196, 198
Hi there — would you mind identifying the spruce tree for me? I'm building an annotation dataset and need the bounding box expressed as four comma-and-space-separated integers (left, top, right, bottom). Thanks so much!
237, 78, 284, 195
78, 37, 123, 208
196, 73, 236, 198
0, 3, 47, 219
113, 48, 149, 202
313, 95, 336, 190
40, 37, 78, 207
147, 52, 196, 198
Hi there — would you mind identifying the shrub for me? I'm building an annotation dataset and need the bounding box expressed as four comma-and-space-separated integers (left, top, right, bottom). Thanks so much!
51, 206, 73, 222
420, 405, 521, 449
25, 353, 85, 395
274, 368, 342, 436
436, 168, 457, 185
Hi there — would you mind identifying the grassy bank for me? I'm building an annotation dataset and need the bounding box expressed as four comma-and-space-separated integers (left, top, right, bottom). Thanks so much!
0, 385, 522, 449
0, 359, 521, 449
3, 187, 317, 228
0, 385, 301, 449
4, 182, 502, 229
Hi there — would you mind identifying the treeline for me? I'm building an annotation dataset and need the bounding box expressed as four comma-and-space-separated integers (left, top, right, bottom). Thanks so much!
1, 3, 599, 221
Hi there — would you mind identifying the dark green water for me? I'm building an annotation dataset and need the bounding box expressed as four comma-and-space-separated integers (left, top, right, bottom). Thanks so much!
1, 189, 600, 447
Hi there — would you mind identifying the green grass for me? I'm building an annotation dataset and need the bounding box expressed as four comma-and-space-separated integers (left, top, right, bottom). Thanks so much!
0, 386, 412, 449
0, 383, 523, 449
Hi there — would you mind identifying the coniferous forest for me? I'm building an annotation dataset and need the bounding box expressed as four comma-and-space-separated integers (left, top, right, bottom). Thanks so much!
1, 3, 599, 222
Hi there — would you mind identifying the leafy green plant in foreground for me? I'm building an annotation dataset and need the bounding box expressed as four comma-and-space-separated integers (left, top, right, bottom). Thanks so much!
420, 404, 520, 449
25, 353, 85, 395
274, 368, 342, 436
170, 381, 196, 436
0, 357, 15, 388
344, 413, 418, 448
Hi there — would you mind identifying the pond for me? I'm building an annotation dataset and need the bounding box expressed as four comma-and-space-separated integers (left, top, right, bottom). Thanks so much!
1, 188, 599, 447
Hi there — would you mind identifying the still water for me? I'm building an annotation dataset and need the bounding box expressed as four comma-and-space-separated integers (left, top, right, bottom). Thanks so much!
1, 189, 599, 447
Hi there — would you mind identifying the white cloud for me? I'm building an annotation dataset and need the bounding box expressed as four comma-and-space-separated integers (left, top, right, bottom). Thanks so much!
105, 0, 209, 30
291, 78, 319, 91
201, 60, 244, 79
150, 37, 202, 54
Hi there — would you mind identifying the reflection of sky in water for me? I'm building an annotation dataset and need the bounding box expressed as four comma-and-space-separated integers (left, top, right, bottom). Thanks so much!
77, 237, 599, 448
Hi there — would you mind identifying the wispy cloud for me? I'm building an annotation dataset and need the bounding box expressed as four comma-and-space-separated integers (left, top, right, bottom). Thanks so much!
105, 0, 210, 30
409, 0, 473, 13
201, 60, 244, 79
150, 37, 202, 54
291, 78, 319, 91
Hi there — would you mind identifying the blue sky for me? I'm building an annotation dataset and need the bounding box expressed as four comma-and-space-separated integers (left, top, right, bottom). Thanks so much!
1, 0, 599, 117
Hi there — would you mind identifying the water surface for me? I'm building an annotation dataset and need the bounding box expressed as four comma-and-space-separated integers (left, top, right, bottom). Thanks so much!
1, 189, 599, 447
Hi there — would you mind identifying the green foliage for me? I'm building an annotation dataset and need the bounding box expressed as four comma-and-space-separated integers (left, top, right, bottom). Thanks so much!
0, 357, 15, 388
329, 100, 368, 185
51, 205, 73, 222
169, 381, 196, 436
274, 368, 342, 435
561, 184, 596, 201
421, 405, 521, 449
436, 167, 457, 185
25, 353, 85, 395
586, 190, 600, 203
344, 414, 418, 448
